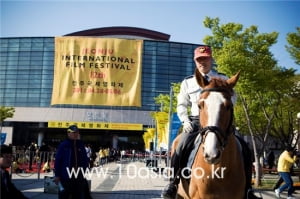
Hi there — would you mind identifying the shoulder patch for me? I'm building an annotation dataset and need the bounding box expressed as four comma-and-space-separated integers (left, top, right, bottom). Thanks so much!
184, 75, 194, 79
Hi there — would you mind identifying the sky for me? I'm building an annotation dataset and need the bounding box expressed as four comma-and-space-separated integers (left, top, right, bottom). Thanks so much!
1, 0, 299, 72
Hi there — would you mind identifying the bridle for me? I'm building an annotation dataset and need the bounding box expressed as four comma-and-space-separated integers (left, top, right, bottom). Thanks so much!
199, 87, 234, 150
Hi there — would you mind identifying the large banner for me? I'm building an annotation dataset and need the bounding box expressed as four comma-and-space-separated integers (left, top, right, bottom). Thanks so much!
51, 37, 143, 106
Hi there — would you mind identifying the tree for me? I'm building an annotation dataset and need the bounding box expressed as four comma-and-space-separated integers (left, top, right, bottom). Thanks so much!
0, 106, 15, 141
154, 83, 180, 113
271, 74, 300, 148
202, 17, 297, 186
286, 27, 300, 65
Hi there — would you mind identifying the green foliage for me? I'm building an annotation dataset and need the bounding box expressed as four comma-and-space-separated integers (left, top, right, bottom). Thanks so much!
0, 106, 15, 135
0, 106, 15, 123
153, 83, 180, 113
286, 27, 300, 65
202, 17, 299, 143
152, 17, 299, 149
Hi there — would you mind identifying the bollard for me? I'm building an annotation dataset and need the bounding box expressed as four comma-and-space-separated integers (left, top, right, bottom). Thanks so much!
37, 159, 41, 180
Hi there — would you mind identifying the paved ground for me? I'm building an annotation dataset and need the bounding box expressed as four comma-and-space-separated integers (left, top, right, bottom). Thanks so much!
12, 160, 300, 199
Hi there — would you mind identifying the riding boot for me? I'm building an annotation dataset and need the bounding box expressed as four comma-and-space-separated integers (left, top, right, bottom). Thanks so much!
161, 153, 181, 199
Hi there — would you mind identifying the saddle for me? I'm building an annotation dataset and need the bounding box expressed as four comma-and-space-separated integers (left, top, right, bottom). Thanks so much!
186, 133, 250, 173
186, 133, 202, 170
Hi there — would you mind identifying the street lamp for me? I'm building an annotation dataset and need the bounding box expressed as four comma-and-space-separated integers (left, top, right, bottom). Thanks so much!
167, 86, 173, 167
297, 112, 300, 150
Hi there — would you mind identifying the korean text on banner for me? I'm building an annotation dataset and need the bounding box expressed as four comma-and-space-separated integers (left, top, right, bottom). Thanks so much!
51, 37, 143, 106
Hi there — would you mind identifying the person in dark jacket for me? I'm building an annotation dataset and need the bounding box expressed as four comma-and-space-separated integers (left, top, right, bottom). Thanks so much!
54, 125, 91, 199
267, 151, 275, 173
1, 144, 29, 199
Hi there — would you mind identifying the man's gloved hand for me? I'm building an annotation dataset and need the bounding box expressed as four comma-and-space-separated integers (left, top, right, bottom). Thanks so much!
183, 121, 193, 133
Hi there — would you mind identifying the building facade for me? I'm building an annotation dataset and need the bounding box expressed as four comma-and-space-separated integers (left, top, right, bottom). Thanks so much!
0, 27, 199, 150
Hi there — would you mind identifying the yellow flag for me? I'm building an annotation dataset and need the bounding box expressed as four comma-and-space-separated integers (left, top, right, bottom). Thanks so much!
143, 128, 155, 150
154, 112, 169, 148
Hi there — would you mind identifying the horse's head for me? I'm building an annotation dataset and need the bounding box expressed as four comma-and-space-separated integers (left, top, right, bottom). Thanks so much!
195, 69, 240, 164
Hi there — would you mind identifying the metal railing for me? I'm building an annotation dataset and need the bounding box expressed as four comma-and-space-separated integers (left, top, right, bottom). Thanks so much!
11, 151, 56, 179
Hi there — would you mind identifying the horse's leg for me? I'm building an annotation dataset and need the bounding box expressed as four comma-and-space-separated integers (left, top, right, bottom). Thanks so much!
171, 133, 182, 156
176, 179, 190, 199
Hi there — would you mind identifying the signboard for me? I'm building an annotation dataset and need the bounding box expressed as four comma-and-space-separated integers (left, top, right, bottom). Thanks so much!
170, 113, 181, 144
0, 127, 13, 145
48, 121, 143, 131
51, 37, 143, 106
0, 133, 6, 145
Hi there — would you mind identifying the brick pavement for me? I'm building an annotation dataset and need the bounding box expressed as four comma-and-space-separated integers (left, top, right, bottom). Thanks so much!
12, 161, 300, 199
91, 161, 166, 199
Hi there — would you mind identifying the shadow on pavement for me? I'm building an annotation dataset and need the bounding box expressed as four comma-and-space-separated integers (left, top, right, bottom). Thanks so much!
92, 190, 162, 199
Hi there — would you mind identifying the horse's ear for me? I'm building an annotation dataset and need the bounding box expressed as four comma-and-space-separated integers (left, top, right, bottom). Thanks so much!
227, 71, 240, 88
195, 68, 209, 87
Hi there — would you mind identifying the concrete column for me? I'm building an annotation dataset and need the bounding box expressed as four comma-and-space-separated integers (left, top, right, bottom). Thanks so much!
112, 135, 118, 149
37, 132, 44, 147
37, 123, 45, 147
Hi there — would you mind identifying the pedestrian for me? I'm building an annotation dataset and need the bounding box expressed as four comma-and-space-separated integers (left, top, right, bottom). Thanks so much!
104, 148, 109, 164
39, 141, 51, 164
1, 144, 29, 199
267, 150, 275, 173
98, 148, 105, 166
274, 146, 298, 199
85, 144, 92, 168
28, 141, 37, 170
54, 125, 92, 199
161, 45, 261, 199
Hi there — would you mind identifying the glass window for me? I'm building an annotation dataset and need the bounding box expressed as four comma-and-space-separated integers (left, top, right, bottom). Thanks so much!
19, 56, 31, 61
32, 38, 44, 42
20, 42, 31, 48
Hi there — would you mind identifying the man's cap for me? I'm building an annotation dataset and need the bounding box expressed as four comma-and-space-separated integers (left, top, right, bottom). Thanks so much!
0, 144, 12, 156
67, 125, 79, 133
194, 46, 212, 59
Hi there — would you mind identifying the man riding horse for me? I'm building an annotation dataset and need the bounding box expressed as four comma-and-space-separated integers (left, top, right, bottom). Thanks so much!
161, 45, 261, 199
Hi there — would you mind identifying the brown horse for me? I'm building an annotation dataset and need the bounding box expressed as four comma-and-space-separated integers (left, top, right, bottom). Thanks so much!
173, 70, 245, 199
